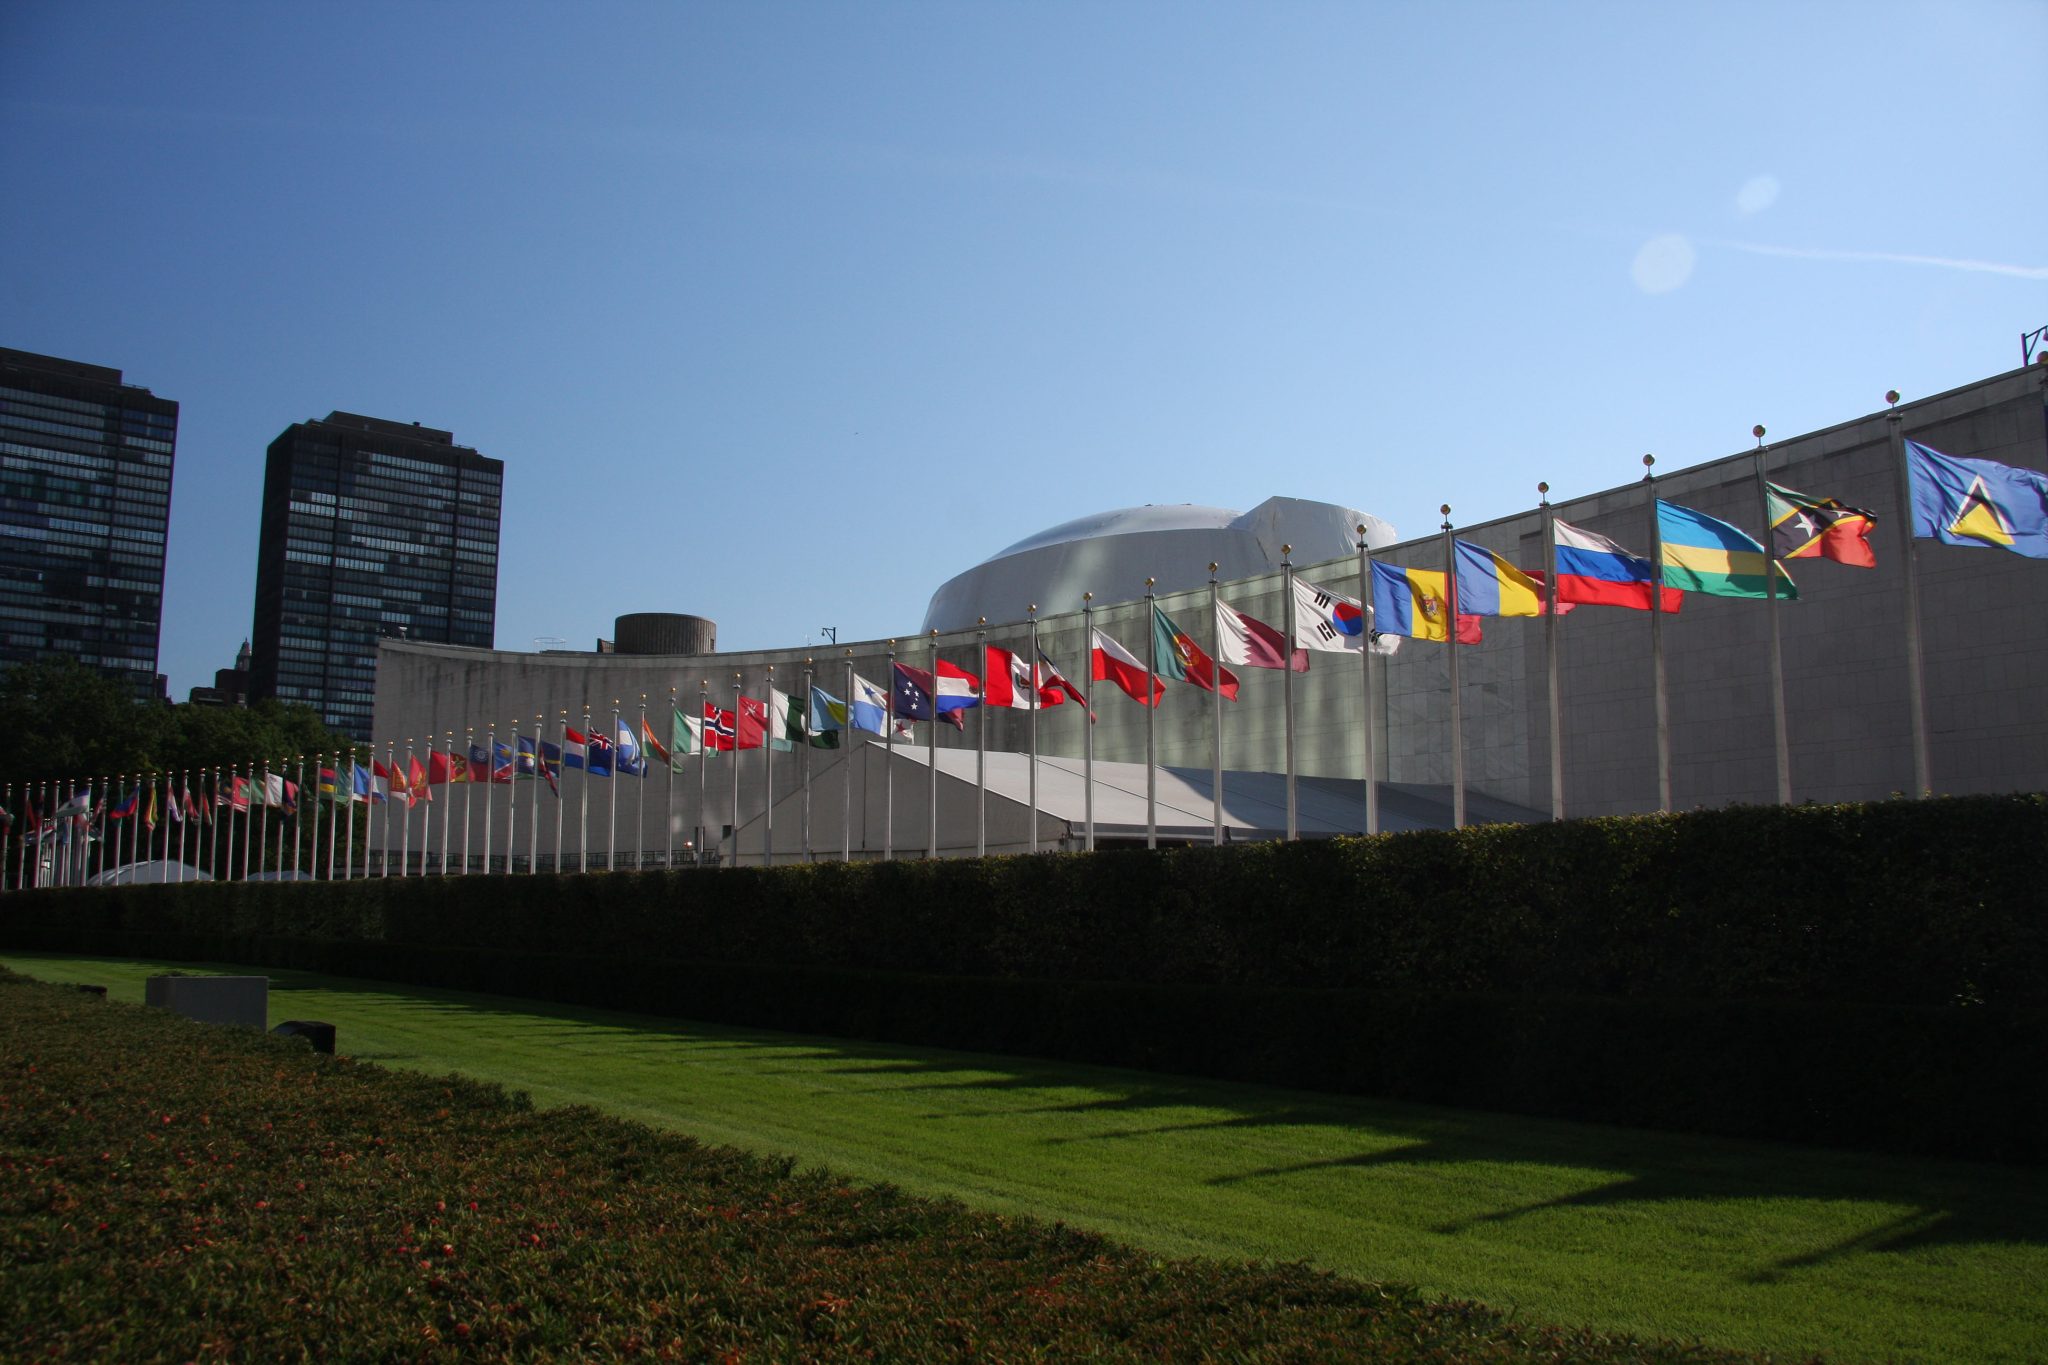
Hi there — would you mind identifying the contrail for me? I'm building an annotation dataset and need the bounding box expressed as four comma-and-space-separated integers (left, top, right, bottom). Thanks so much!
1712, 239, 2048, 281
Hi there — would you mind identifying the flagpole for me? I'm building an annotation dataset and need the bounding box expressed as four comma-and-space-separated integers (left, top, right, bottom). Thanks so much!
666, 686, 678, 869
1646, 455, 1672, 813
432, 732, 447, 874
479, 722, 494, 874
1755, 424, 1792, 804
1208, 566, 1224, 845
974, 622, 987, 858
1281, 549, 1298, 841
1352, 529, 1379, 836
1082, 594, 1095, 851
801, 661, 814, 864
221, 766, 232, 879
401, 740, 416, 876
1027, 606, 1040, 856
1887, 391, 1931, 796
241, 763, 254, 880
696, 683, 710, 864
1441, 506, 1466, 830
1141, 580, 1159, 848
884, 641, 896, 862
635, 696, 647, 871
763, 668, 776, 868
257, 761, 271, 875
293, 757, 306, 877
229, 765, 242, 880
1538, 487, 1564, 820
505, 719, 519, 873
607, 699, 620, 872
730, 676, 743, 867
842, 652, 856, 862
927, 630, 940, 860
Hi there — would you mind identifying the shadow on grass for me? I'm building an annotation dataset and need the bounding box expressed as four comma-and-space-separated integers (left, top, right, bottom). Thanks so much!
12, 949, 2047, 1276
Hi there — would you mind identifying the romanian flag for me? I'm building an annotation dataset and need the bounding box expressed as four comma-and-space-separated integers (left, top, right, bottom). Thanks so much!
1768, 484, 1877, 567
1906, 440, 2048, 559
1150, 604, 1239, 699
1369, 562, 1484, 643
1453, 540, 1544, 616
1657, 501, 1797, 600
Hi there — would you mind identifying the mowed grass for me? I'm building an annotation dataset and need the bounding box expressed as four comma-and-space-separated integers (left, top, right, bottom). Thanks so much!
10, 952, 2045, 1364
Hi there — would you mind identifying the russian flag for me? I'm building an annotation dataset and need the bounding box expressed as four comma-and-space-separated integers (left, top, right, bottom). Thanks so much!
1553, 518, 1683, 613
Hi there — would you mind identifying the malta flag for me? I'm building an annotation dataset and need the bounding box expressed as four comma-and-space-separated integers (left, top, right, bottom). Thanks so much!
1090, 628, 1164, 706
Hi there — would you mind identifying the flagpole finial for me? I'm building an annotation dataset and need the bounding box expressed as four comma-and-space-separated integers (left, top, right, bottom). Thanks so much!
1083, 591, 1093, 604
1537, 482, 1549, 505
1440, 504, 1453, 531
1028, 603, 1036, 617
977, 616, 986, 627
1753, 424, 1767, 448
1281, 544, 1291, 557
1886, 389, 1900, 407
1642, 454, 1656, 481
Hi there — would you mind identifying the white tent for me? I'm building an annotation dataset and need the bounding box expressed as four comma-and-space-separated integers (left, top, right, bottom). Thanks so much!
85, 860, 214, 886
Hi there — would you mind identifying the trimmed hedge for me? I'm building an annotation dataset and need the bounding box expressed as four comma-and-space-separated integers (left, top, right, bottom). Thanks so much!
6, 794, 2046, 1162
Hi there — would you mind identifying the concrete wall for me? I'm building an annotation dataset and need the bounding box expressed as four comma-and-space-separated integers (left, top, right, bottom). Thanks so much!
369, 364, 2048, 858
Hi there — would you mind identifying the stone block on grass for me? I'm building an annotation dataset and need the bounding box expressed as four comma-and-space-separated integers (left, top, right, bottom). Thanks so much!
144, 975, 268, 1030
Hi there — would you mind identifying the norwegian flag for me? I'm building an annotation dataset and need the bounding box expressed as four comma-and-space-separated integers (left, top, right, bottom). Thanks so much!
701, 701, 737, 752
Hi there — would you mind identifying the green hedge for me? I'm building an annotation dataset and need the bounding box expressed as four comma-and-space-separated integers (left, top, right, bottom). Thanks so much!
6, 793, 2046, 1162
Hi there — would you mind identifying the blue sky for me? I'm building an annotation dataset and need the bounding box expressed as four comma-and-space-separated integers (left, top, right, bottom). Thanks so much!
4, 1, 2042, 698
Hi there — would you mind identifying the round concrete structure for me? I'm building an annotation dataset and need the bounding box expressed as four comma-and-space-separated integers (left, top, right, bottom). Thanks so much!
614, 612, 717, 655
921, 495, 1397, 633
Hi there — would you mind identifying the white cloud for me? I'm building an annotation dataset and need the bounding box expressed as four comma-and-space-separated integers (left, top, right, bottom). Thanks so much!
1713, 239, 2048, 281
1631, 234, 1696, 294
1735, 175, 1780, 215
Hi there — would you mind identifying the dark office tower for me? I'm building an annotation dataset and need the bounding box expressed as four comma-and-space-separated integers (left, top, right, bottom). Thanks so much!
250, 412, 501, 741
0, 347, 178, 698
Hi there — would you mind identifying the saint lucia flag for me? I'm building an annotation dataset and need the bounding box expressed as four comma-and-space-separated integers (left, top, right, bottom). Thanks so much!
1907, 440, 2048, 558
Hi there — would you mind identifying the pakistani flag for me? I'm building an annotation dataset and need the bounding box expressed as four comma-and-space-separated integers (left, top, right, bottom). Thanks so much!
767, 686, 796, 752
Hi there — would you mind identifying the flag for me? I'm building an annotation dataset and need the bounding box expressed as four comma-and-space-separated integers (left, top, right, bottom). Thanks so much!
167, 786, 184, 824
144, 787, 158, 830
615, 719, 646, 776
1369, 562, 1484, 643
891, 663, 969, 729
564, 726, 617, 773
1521, 569, 1576, 616
352, 763, 383, 804
702, 702, 738, 751
1090, 628, 1164, 706
640, 715, 673, 768
1035, 649, 1092, 712
668, 707, 702, 759
982, 646, 1042, 708
408, 754, 431, 802
1151, 604, 1239, 699
1906, 440, 2048, 558
803, 688, 845, 749
107, 788, 140, 819
1292, 577, 1372, 652
318, 767, 342, 801
1215, 598, 1308, 671
273, 777, 299, 814
735, 696, 771, 749
467, 744, 513, 783
428, 750, 469, 785
1657, 501, 1798, 600
849, 675, 891, 734
1768, 483, 1877, 567
219, 776, 250, 813
1454, 540, 1545, 616
1551, 518, 1684, 612
765, 688, 796, 753
934, 661, 981, 722
535, 741, 562, 795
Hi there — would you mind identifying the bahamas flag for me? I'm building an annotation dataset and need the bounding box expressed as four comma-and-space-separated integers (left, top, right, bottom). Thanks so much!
1906, 440, 2048, 558
1657, 501, 1797, 600
1453, 540, 1543, 616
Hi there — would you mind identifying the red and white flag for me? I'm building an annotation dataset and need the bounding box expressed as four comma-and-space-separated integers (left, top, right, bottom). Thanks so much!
1090, 628, 1164, 706
1214, 598, 1307, 671
982, 646, 1042, 709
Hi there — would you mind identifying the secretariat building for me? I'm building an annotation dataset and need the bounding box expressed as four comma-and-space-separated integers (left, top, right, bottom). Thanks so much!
250, 412, 501, 740
0, 347, 178, 698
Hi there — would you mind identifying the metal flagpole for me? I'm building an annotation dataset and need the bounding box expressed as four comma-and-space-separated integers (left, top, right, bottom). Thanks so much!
1755, 424, 1792, 804
1356, 529, 1379, 836
228, 766, 242, 880
1281, 550, 1298, 841
1027, 607, 1040, 856
608, 699, 620, 872
1887, 392, 1931, 796
557, 711, 571, 872
578, 704, 592, 874
401, 740, 416, 876
462, 727, 476, 874
665, 688, 678, 868
1082, 594, 1095, 851
801, 661, 814, 863
293, 757, 305, 877
1209, 566, 1224, 845
505, 719, 519, 873
435, 732, 451, 875
884, 641, 896, 862
927, 631, 939, 860
529, 713, 545, 873
483, 722, 497, 874
1441, 506, 1466, 830
1646, 455, 1672, 812
636, 696, 647, 871
1, 783, 9, 893
974, 622, 987, 858
763, 668, 776, 868
240, 764, 253, 880
729, 676, 743, 867
842, 653, 855, 863
378, 744, 395, 877
218, 766, 230, 879
1538, 488, 1564, 820
696, 684, 709, 864
1143, 579, 1158, 850
256, 762, 270, 875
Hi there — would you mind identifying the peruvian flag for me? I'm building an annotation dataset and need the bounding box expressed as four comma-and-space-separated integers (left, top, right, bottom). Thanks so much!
983, 646, 1043, 708
1090, 628, 1164, 707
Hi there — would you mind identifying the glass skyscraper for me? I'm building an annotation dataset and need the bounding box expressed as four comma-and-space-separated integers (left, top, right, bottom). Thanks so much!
0, 347, 177, 697
250, 411, 501, 740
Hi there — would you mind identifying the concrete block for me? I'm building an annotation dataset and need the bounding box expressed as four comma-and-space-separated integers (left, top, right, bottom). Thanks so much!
144, 976, 268, 1030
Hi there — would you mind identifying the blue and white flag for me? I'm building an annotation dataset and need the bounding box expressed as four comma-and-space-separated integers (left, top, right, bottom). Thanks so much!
849, 673, 890, 735
615, 720, 646, 776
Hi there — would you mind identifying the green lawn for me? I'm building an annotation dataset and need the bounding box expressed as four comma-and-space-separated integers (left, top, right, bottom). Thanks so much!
10, 951, 2044, 1364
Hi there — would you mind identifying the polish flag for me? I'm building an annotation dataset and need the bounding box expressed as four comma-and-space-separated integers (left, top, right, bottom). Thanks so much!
1090, 628, 1164, 707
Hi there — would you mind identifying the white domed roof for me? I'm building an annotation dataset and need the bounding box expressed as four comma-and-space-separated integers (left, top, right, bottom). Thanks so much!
922, 495, 1398, 632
